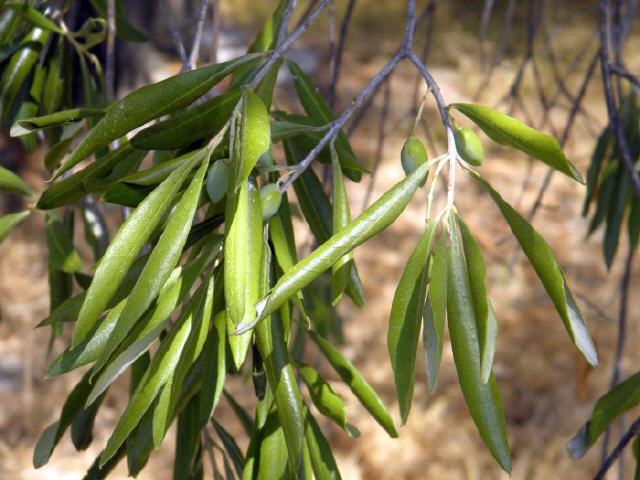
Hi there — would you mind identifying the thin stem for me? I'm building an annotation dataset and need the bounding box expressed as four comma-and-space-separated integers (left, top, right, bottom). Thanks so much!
210, 0, 221, 64
251, 0, 331, 88
594, 416, 640, 480
105, 0, 116, 101
599, 0, 640, 198
186, 0, 209, 71
328, 0, 357, 107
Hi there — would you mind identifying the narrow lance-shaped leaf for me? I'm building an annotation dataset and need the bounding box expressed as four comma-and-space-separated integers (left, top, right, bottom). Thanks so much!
86, 250, 217, 400
244, 160, 431, 332
224, 176, 263, 368
446, 211, 511, 473
423, 227, 448, 392
151, 275, 214, 446
298, 362, 357, 436
0, 26, 49, 122
305, 409, 342, 480
71, 149, 203, 347
232, 88, 271, 189
310, 331, 398, 438
173, 395, 203, 480
45, 213, 82, 274
567, 370, 640, 459
92, 151, 210, 371
331, 145, 353, 305
33, 370, 94, 468
387, 221, 437, 424
470, 171, 598, 366
11, 107, 105, 137
13, 63, 45, 152
197, 311, 227, 429
0, 211, 30, 244
54, 54, 261, 179
37, 143, 145, 210
130, 88, 241, 151
99, 281, 201, 466
0, 165, 32, 196
255, 245, 306, 475
457, 215, 497, 383
287, 61, 364, 181
283, 138, 365, 307
451, 103, 583, 183
4, 2, 64, 33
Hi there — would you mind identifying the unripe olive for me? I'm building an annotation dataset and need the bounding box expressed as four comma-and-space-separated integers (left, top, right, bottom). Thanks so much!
259, 183, 282, 222
454, 127, 484, 166
206, 160, 229, 203
401, 136, 428, 175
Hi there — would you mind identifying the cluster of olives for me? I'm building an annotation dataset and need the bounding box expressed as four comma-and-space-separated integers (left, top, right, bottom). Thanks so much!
400, 126, 484, 176
205, 159, 282, 222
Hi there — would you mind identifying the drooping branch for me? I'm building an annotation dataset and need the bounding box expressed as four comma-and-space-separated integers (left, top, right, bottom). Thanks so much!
594, 415, 640, 480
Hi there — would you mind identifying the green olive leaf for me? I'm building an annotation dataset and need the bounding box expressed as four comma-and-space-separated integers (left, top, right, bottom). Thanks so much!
310, 330, 397, 438
131, 88, 240, 151
3, 2, 64, 33
99, 280, 204, 466
0, 26, 50, 122
567, 371, 640, 459
91, 151, 209, 371
33, 370, 94, 468
255, 245, 306, 475
388, 221, 437, 424
71, 149, 204, 348
451, 103, 583, 183
423, 227, 448, 393
456, 215, 497, 383
54, 54, 261, 179
446, 211, 511, 473
37, 143, 145, 210
298, 362, 357, 437
331, 145, 354, 305
231, 88, 271, 189
0, 210, 29, 244
0, 165, 32, 196
45, 213, 82, 274
471, 171, 598, 366
197, 311, 227, 429
11, 107, 105, 137
245, 159, 430, 331
283, 138, 365, 307
287, 61, 364, 181
305, 409, 342, 480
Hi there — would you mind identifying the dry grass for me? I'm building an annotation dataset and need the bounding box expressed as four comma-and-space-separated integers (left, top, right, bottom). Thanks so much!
2, 4, 640, 479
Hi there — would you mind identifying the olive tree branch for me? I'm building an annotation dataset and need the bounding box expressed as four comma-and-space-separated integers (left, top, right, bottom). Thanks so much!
186, 0, 209, 71
599, 0, 640, 198
594, 415, 640, 480
278, 0, 456, 203
327, 0, 357, 107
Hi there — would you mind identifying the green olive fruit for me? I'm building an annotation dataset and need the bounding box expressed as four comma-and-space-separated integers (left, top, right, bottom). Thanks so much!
259, 183, 282, 222
206, 160, 229, 203
401, 136, 428, 176
454, 127, 484, 166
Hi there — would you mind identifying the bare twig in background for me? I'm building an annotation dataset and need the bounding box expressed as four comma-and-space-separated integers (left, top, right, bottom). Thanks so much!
600, 248, 636, 467
328, 0, 357, 107
610, 63, 640, 90
594, 416, 640, 480
599, 0, 640, 198
186, 0, 209, 71
163, 0, 188, 65
210, 0, 221, 64
479, 0, 496, 68
105, 0, 116, 100
362, 79, 391, 211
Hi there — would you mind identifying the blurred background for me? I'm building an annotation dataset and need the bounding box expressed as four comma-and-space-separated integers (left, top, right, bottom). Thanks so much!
1, 1, 639, 478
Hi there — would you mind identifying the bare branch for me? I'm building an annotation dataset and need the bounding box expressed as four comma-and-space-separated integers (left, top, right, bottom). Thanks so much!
594, 416, 640, 480
187, 0, 209, 71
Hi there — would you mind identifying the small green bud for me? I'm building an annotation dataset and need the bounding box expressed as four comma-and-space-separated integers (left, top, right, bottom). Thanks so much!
454, 127, 484, 166
259, 183, 282, 222
401, 136, 428, 175
205, 160, 229, 203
